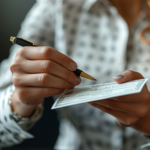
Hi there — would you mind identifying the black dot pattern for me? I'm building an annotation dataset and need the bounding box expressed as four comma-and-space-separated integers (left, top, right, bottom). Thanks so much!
4, 116, 7, 122
0, 0, 149, 149
0, 85, 42, 146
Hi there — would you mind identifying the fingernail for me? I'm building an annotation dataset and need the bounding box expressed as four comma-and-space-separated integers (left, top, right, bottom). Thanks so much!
113, 74, 124, 79
69, 62, 77, 70
75, 76, 81, 84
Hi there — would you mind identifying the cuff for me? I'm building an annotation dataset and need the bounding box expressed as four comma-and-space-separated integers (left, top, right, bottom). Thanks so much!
0, 85, 43, 144
8, 85, 43, 130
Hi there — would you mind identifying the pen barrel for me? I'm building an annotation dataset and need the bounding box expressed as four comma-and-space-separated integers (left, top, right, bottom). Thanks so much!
10, 36, 96, 80
14, 38, 35, 47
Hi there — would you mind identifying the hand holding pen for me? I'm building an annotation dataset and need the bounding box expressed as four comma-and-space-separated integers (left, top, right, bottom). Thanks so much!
10, 36, 96, 106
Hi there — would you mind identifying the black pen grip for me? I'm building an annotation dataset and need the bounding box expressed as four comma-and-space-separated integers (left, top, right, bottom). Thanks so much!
12, 37, 84, 78
73, 69, 82, 76
14, 38, 34, 47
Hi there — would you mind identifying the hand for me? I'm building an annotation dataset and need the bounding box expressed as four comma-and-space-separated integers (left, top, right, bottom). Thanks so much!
89, 70, 150, 127
10, 46, 81, 106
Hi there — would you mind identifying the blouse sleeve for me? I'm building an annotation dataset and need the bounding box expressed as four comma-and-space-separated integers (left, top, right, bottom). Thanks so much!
0, 0, 55, 147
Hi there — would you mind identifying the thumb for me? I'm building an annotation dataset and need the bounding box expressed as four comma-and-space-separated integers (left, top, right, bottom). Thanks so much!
113, 70, 144, 84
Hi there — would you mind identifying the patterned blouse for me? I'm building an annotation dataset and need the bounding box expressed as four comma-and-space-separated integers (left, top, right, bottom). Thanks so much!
0, 0, 150, 149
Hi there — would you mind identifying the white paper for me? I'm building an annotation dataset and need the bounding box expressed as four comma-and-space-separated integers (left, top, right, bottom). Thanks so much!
51, 78, 148, 109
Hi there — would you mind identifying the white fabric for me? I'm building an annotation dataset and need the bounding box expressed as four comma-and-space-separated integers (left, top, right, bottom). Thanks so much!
0, 0, 150, 149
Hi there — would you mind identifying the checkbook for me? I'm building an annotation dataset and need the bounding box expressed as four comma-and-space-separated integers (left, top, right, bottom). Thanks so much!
51, 78, 148, 109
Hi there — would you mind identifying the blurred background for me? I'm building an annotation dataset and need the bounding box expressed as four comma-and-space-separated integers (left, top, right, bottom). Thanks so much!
0, 0, 59, 149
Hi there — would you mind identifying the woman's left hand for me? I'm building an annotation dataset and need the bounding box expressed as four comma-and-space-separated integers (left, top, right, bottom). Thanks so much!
89, 70, 150, 127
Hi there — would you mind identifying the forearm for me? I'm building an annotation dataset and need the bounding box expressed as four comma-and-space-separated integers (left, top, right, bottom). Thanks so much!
132, 104, 150, 136
11, 90, 39, 118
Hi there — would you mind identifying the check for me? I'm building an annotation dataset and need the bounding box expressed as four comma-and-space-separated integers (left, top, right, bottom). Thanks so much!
51, 78, 148, 109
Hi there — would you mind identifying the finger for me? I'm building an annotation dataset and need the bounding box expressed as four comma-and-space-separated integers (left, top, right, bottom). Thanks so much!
112, 87, 150, 103
16, 87, 65, 105
13, 73, 75, 89
19, 60, 81, 85
90, 103, 140, 126
93, 100, 148, 117
117, 120, 131, 127
17, 46, 77, 71
113, 70, 144, 84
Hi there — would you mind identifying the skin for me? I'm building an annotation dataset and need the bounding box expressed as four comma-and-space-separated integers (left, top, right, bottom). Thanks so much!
89, 70, 150, 135
108, 0, 142, 29
89, 0, 150, 135
10, 47, 81, 117
10, 0, 150, 135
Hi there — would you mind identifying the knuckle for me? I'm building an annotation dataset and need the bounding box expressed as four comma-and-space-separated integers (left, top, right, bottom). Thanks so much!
39, 47, 51, 57
17, 89, 27, 102
12, 76, 21, 87
10, 61, 18, 73
126, 117, 139, 126
126, 119, 133, 126
41, 60, 53, 72
66, 70, 73, 82
62, 80, 69, 89
44, 88, 51, 96
38, 74, 49, 85
137, 107, 148, 117
127, 70, 134, 77
126, 70, 143, 79
117, 121, 127, 127
10, 59, 22, 73
17, 48, 26, 57
46, 61, 54, 73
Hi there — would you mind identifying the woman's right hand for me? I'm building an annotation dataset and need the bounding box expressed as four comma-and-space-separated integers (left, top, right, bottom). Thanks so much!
10, 46, 81, 106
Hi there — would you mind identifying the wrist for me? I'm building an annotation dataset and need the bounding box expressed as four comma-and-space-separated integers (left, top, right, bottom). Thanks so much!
11, 90, 38, 118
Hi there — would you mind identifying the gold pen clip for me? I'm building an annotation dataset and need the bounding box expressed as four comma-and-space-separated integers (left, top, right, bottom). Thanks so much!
10, 36, 38, 46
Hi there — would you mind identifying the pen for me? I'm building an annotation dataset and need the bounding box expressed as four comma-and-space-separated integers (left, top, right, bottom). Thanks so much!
10, 36, 97, 81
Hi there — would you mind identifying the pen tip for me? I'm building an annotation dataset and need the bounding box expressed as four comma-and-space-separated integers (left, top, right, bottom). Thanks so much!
94, 79, 97, 81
